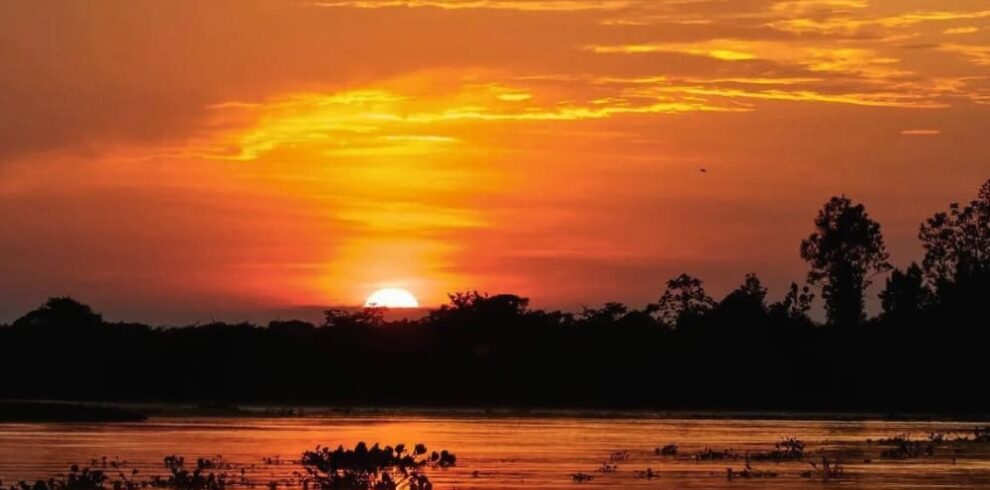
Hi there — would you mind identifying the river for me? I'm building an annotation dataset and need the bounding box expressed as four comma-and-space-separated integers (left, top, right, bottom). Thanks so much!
2, 415, 989, 489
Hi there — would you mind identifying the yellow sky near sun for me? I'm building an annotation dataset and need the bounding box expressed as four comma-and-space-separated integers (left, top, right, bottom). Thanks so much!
1, 0, 989, 322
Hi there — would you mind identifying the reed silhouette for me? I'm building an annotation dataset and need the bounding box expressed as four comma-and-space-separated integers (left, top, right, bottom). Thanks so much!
1, 179, 989, 413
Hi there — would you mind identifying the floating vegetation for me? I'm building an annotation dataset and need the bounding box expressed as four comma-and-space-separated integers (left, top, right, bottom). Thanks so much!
877, 434, 935, 459
89, 458, 129, 469
725, 463, 778, 480
164, 457, 185, 470
301, 442, 452, 490
749, 438, 805, 462
427, 451, 456, 468
607, 451, 629, 462
654, 444, 678, 456
952, 427, 990, 443
5, 442, 457, 490
695, 448, 738, 461
800, 457, 844, 480
570, 473, 592, 483
28, 466, 108, 490
194, 458, 231, 471
150, 465, 228, 490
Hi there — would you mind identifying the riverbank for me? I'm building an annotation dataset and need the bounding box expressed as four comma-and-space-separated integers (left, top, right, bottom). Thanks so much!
0, 401, 147, 423
3, 399, 989, 423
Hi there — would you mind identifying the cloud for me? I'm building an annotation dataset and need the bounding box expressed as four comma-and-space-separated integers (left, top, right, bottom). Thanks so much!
186, 81, 747, 162
585, 42, 758, 61
900, 129, 941, 136
769, 9, 990, 35
943, 26, 979, 35
939, 43, 990, 66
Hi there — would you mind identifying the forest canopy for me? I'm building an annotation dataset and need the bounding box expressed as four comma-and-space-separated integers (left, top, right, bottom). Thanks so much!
2, 179, 988, 413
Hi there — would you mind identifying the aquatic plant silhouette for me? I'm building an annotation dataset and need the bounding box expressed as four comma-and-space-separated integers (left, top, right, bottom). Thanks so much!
974, 427, 990, 443
570, 472, 592, 483
801, 457, 844, 480
749, 438, 805, 462
6, 467, 109, 490
877, 434, 935, 459
655, 444, 678, 456
301, 442, 450, 490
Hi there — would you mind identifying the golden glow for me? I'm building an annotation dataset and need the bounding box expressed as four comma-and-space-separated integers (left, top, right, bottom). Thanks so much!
365, 288, 420, 308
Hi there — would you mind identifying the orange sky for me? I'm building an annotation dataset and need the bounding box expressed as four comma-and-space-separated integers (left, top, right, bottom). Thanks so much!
1, 0, 989, 323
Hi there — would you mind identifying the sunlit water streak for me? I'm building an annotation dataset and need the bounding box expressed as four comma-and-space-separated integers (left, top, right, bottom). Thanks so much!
1, 416, 989, 489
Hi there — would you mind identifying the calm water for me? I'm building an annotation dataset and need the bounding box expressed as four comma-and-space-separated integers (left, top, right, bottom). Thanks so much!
2, 415, 989, 489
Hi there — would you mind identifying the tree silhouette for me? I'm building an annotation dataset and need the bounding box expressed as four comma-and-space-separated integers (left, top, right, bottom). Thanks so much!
580, 302, 629, 325
768, 282, 814, 324
722, 274, 768, 310
711, 274, 769, 330
4, 178, 990, 413
653, 274, 715, 328
879, 263, 931, 323
12, 296, 103, 330
800, 196, 891, 327
919, 178, 990, 309
428, 292, 530, 325
324, 307, 387, 329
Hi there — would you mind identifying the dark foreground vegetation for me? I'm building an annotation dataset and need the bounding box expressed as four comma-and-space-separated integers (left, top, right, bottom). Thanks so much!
1, 442, 452, 490
1, 179, 989, 413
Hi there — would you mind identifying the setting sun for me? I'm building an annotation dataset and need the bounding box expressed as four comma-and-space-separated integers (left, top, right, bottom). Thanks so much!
364, 288, 419, 308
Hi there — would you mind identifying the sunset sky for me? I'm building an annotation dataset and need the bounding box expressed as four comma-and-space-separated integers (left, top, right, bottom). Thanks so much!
2, 0, 989, 323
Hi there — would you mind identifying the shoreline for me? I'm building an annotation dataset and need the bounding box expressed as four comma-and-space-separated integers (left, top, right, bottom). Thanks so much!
3, 399, 989, 423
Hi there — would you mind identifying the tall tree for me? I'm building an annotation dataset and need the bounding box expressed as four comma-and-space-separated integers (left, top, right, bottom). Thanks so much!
879, 263, 931, 323
918, 178, 990, 307
653, 274, 715, 328
800, 196, 891, 326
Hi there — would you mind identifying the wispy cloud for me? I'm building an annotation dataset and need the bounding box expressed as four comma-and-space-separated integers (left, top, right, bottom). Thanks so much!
585, 41, 758, 61
769, 9, 990, 35
901, 129, 941, 136
943, 26, 979, 35
189, 82, 749, 161
939, 43, 990, 66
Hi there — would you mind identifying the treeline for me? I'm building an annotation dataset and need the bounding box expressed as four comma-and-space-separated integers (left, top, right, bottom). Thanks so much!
1, 180, 988, 413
